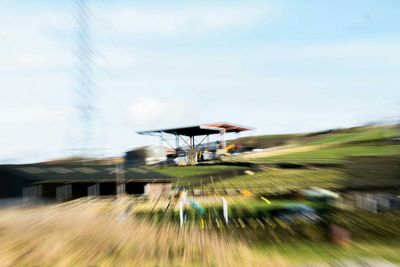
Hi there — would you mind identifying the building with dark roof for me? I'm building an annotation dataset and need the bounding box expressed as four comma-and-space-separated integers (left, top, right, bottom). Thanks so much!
0, 162, 173, 201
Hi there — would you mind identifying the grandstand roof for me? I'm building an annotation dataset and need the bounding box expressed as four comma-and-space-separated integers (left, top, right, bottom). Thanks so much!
137, 122, 251, 137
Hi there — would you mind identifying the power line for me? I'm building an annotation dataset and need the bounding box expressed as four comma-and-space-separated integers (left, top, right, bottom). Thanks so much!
75, 0, 96, 152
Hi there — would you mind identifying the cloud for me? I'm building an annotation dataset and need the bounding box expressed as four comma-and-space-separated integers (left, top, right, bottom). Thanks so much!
0, 5, 74, 73
98, 4, 270, 37
0, 106, 72, 124
300, 40, 400, 64
127, 97, 197, 128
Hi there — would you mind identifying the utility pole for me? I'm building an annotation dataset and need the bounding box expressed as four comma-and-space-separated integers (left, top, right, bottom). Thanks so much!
75, 0, 95, 153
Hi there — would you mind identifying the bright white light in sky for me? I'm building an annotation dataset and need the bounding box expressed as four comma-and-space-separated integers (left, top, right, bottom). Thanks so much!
0, 0, 399, 163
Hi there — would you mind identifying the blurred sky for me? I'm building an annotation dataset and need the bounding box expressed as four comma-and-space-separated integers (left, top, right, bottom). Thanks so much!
0, 0, 400, 163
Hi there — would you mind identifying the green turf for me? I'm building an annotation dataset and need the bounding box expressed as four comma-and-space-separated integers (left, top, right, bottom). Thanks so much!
201, 168, 344, 194
227, 199, 322, 211
305, 126, 399, 146
148, 165, 247, 179
252, 144, 400, 164
231, 125, 399, 149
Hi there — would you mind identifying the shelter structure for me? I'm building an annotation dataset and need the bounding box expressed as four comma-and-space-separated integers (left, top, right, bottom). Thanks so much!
138, 122, 251, 165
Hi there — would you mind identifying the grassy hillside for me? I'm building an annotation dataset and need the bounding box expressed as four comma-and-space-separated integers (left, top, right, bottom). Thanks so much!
148, 165, 247, 179
233, 125, 399, 149
201, 168, 344, 194
229, 125, 400, 164
304, 126, 399, 146
252, 144, 400, 164
233, 133, 302, 148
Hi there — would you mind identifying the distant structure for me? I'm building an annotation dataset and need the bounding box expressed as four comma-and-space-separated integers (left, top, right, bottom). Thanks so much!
125, 145, 169, 166
138, 123, 251, 165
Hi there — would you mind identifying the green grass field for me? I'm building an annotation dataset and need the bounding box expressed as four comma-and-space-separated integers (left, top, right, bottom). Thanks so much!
201, 168, 344, 194
233, 125, 399, 149
234, 133, 302, 147
304, 126, 399, 146
252, 144, 400, 164
148, 165, 247, 179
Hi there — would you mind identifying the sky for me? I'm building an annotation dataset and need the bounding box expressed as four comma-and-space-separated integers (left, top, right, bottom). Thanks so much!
0, 0, 399, 163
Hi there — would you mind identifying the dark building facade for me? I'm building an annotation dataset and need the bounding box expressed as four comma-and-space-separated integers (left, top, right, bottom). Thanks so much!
0, 163, 173, 201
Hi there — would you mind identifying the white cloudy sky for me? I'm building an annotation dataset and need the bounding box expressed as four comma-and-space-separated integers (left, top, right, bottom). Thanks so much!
0, 0, 399, 163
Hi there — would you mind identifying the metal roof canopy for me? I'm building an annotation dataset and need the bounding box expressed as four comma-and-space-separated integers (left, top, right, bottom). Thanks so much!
137, 123, 252, 165
137, 123, 251, 137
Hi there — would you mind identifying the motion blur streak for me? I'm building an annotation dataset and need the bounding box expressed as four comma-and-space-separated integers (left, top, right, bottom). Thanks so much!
0, 200, 279, 267
0, 197, 399, 266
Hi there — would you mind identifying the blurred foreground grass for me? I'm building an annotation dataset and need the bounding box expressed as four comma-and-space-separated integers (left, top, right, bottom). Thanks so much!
0, 200, 276, 267
0, 200, 399, 266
